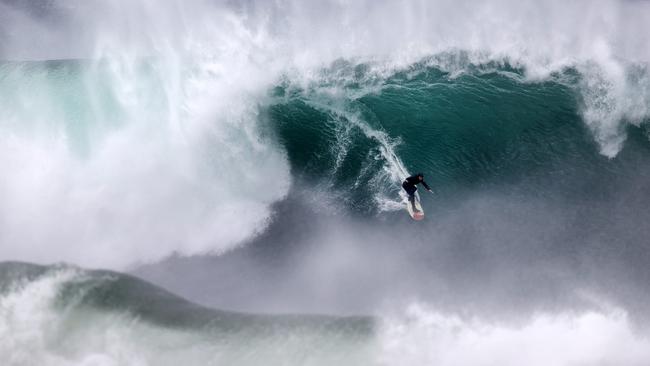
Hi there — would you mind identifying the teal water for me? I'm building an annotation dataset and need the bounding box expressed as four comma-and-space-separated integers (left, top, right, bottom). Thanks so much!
268, 61, 650, 215
3, 58, 649, 216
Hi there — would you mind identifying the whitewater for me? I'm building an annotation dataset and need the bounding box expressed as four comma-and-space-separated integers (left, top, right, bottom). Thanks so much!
2, 0, 650, 365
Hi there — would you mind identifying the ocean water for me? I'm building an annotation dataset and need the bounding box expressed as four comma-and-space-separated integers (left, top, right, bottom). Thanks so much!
2, 0, 650, 365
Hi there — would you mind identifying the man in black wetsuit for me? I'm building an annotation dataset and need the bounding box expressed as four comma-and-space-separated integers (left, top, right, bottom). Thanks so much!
402, 173, 432, 212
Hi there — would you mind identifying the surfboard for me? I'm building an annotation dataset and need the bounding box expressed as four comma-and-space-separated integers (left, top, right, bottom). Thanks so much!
406, 192, 424, 220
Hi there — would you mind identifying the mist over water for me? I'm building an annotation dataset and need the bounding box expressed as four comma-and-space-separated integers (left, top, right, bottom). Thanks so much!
2, 0, 650, 365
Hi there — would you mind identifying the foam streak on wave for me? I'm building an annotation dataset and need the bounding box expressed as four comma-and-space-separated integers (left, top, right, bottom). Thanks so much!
301, 97, 411, 211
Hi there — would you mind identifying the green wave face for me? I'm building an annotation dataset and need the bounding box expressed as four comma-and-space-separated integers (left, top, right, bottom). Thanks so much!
268, 60, 650, 214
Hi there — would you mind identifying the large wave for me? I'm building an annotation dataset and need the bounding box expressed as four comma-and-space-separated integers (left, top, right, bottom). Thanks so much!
1, 0, 650, 269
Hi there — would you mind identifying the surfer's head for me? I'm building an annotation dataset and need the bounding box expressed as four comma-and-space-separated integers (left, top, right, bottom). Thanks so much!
417, 172, 424, 180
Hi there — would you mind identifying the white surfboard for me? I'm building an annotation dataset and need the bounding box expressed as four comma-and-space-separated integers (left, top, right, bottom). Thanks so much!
406, 191, 424, 220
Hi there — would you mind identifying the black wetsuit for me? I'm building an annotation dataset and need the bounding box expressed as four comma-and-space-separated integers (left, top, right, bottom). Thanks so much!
402, 175, 431, 204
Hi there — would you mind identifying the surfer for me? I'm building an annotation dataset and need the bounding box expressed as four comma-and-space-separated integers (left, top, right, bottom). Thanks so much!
402, 173, 432, 212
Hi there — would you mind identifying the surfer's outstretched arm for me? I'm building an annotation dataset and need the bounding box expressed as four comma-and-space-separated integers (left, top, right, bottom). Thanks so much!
422, 180, 432, 191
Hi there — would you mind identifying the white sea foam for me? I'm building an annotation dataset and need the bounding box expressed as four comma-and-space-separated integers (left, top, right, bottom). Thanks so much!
0, 2, 291, 268
378, 303, 650, 366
